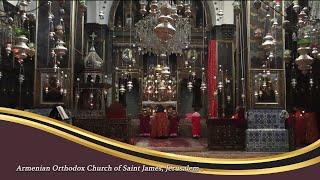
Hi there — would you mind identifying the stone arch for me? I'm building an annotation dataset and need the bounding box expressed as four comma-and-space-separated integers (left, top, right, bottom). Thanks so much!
107, 0, 216, 29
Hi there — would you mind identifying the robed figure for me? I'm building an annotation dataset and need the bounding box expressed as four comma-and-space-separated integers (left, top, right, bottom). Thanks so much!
191, 110, 201, 138
139, 108, 151, 137
168, 107, 179, 137
151, 105, 169, 138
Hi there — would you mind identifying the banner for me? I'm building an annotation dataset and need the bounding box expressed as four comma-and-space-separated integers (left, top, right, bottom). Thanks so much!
207, 40, 217, 118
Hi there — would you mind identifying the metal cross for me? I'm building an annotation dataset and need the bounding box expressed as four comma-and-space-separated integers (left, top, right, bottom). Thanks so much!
90, 32, 97, 42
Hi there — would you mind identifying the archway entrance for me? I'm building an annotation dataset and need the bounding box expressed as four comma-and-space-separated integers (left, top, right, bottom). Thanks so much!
109, 0, 214, 151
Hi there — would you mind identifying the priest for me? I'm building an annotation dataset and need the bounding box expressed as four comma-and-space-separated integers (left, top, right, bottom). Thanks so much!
168, 106, 179, 137
138, 107, 151, 137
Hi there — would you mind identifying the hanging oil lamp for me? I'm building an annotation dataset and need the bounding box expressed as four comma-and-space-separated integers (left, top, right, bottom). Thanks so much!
177, 0, 183, 10
54, 40, 68, 57
159, 80, 166, 91
5, 43, 12, 55
12, 35, 30, 60
262, 33, 275, 51
293, 1, 300, 13
184, 1, 192, 17
283, 49, 291, 64
55, 25, 64, 39
161, 66, 170, 77
154, 64, 163, 73
79, 0, 87, 13
200, 82, 207, 91
127, 80, 133, 92
291, 78, 297, 88
296, 46, 313, 74
119, 84, 126, 94
139, 0, 147, 16
150, 0, 158, 15
187, 81, 193, 92
171, 5, 179, 21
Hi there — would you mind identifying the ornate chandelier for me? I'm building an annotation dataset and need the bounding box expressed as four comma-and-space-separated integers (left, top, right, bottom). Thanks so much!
135, 0, 192, 55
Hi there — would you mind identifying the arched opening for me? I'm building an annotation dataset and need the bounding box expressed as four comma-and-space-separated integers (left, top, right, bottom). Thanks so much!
110, 1, 212, 141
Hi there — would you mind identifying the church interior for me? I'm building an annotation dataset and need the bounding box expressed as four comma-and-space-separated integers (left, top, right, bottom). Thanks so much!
1, 0, 320, 158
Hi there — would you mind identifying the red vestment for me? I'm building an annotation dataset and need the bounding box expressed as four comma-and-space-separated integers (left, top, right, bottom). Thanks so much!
151, 112, 169, 138
139, 114, 150, 136
294, 111, 306, 146
191, 112, 201, 137
168, 115, 179, 137
305, 112, 319, 144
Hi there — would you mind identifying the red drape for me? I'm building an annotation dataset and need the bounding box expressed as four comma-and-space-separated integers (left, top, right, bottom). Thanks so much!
208, 40, 217, 118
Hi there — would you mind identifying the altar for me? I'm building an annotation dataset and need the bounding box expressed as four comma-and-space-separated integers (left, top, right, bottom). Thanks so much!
142, 101, 177, 110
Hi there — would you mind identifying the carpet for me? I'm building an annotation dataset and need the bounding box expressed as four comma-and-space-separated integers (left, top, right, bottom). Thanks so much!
134, 137, 207, 152
134, 137, 279, 158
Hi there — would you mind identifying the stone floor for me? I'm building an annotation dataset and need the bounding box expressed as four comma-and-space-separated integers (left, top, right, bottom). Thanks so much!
134, 137, 280, 158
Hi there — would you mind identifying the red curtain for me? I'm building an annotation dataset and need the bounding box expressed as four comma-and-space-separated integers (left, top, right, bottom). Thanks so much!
207, 40, 217, 118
